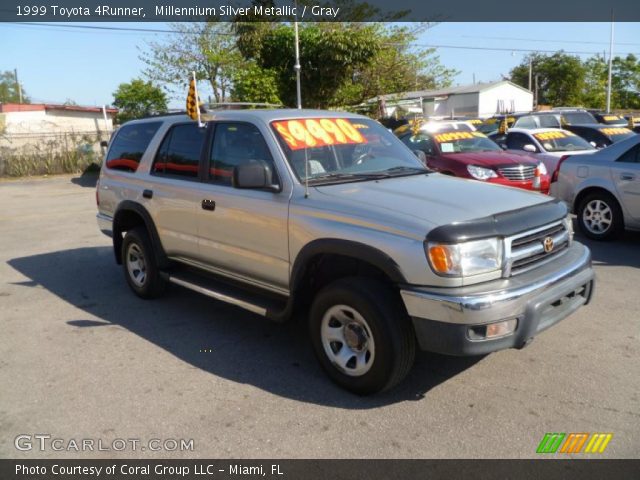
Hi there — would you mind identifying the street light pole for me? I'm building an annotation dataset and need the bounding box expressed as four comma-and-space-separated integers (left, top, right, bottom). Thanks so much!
606, 10, 614, 113
528, 57, 532, 91
294, 0, 302, 109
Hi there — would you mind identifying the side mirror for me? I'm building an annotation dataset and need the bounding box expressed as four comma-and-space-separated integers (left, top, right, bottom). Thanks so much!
232, 161, 280, 192
413, 150, 427, 163
589, 141, 597, 147
523, 144, 537, 153
100, 140, 108, 148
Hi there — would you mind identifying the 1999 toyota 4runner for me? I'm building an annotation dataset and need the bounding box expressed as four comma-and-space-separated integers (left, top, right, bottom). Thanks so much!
97, 110, 595, 394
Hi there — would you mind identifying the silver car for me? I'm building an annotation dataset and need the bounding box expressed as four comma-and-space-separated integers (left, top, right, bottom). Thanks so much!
552, 134, 640, 240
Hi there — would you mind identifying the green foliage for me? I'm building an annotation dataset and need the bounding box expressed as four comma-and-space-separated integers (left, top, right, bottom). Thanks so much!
511, 52, 586, 106
112, 79, 167, 124
231, 63, 281, 104
511, 52, 640, 110
0, 70, 29, 103
140, 22, 242, 103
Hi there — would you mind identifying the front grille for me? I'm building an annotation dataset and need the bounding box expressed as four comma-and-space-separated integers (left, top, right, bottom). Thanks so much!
498, 165, 536, 181
506, 222, 570, 276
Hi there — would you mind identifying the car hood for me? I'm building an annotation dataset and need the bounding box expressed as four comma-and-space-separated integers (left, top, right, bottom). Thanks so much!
439, 150, 539, 167
311, 174, 553, 233
538, 149, 596, 158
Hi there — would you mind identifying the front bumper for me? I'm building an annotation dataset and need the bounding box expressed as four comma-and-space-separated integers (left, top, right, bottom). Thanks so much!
400, 242, 594, 356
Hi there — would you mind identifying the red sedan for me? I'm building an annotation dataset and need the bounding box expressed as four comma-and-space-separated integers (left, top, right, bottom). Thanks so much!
397, 125, 550, 194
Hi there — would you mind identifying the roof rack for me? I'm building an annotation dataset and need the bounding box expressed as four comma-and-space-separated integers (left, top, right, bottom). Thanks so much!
205, 102, 284, 110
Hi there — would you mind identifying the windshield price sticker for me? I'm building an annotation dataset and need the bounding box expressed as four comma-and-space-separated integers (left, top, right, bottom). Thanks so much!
603, 115, 621, 121
272, 118, 367, 150
434, 131, 475, 142
602, 127, 631, 136
534, 131, 573, 141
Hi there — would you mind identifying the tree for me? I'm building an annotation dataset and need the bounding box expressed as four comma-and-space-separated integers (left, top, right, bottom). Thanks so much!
0, 70, 29, 103
112, 79, 167, 123
611, 54, 640, 109
582, 55, 608, 109
141, 22, 243, 103
230, 63, 281, 104
511, 52, 586, 106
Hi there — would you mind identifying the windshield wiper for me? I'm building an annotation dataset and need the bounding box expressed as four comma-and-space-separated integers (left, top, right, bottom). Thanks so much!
360, 166, 431, 178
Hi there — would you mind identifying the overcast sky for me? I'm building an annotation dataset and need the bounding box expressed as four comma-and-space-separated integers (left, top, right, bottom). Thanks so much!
1, 22, 638, 108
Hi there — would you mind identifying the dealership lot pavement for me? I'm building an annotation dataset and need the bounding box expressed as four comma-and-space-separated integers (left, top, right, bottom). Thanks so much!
1, 175, 638, 459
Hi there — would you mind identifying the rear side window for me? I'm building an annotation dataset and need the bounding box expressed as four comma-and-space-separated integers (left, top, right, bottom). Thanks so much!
539, 115, 561, 128
105, 122, 162, 172
514, 116, 537, 129
152, 123, 206, 180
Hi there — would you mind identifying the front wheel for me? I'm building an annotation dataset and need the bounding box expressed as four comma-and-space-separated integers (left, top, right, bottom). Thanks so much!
309, 277, 416, 395
577, 192, 623, 241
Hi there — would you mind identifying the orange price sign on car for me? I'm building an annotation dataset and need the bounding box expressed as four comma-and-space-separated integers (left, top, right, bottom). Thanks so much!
434, 131, 475, 142
272, 118, 367, 151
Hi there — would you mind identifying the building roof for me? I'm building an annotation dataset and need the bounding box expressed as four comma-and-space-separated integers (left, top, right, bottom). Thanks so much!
0, 103, 117, 114
369, 81, 532, 103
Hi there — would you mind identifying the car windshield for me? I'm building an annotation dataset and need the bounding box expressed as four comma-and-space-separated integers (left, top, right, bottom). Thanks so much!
431, 130, 502, 153
533, 130, 594, 152
271, 118, 428, 184
600, 127, 635, 142
599, 115, 627, 125
562, 111, 597, 124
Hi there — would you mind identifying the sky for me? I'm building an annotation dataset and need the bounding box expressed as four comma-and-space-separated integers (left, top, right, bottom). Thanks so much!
1, 21, 638, 109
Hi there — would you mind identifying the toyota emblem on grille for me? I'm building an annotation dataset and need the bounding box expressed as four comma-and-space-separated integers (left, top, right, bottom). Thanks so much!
543, 236, 554, 253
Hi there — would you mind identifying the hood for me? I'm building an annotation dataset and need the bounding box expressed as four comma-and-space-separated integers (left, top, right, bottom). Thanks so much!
312, 174, 553, 233
439, 150, 539, 167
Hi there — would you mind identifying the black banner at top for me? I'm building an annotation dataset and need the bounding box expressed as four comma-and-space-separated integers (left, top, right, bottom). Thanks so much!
2, 0, 639, 22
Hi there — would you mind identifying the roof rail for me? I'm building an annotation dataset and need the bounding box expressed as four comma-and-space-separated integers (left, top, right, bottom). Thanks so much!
205, 102, 284, 110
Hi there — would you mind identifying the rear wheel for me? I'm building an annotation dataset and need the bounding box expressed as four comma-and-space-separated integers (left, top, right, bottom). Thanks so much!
121, 227, 166, 298
577, 192, 623, 241
309, 277, 416, 395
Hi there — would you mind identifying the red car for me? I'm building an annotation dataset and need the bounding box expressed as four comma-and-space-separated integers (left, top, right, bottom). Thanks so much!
397, 125, 550, 193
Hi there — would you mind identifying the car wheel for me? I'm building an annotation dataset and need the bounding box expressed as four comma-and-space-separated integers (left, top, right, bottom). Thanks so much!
577, 192, 623, 241
309, 277, 416, 395
121, 226, 166, 298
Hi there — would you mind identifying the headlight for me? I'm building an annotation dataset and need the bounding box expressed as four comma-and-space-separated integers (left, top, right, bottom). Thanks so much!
537, 162, 548, 175
426, 238, 503, 277
467, 165, 497, 180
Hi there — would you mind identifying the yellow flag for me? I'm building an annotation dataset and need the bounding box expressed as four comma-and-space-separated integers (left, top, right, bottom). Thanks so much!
498, 118, 508, 134
186, 75, 199, 121
628, 116, 635, 129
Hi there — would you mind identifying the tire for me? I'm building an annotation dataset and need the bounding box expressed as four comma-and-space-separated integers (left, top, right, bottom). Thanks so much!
121, 226, 166, 298
576, 191, 623, 241
309, 277, 416, 395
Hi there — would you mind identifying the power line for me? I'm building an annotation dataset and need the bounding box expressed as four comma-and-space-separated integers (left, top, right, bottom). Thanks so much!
6, 21, 234, 35
457, 34, 640, 47
408, 42, 637, 56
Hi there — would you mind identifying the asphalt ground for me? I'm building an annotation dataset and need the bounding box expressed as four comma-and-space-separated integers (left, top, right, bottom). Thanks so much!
0, 174, 638, 459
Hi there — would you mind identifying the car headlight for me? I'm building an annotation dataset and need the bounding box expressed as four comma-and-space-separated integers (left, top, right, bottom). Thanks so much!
426, 238, 503, 277
562, 214, 574, 245
467, 165, 497, 180
537, 162, 548, 175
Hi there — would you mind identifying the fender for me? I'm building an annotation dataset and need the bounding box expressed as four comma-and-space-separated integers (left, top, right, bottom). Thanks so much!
290, 238, 407, 292
112, 201, 169, 268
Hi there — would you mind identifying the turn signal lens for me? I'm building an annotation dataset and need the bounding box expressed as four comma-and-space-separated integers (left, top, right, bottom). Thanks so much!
428, 245, 452, 273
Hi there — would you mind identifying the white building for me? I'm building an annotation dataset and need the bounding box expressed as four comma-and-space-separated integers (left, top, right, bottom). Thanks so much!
372, 81, 534, 119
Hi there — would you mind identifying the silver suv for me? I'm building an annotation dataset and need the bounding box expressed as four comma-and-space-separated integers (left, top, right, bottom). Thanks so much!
97, 110, 595, 394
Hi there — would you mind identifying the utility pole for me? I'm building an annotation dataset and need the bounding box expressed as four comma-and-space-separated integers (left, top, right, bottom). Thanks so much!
293, 0, 302, 109
606, 10, 614, 113
528, 57, 533, 91
14, 68, 23, 104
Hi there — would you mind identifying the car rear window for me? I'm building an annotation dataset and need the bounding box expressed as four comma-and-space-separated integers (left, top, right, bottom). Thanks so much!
105, 122, 162, 172
562, 112, 597, 124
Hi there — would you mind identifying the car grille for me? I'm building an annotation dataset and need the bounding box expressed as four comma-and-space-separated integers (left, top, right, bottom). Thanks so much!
505, 221, 570, 276
498, 165, 536, 181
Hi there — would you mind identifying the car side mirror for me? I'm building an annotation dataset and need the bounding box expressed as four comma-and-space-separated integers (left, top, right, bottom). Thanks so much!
413, 150, 427, 163
232, 162, 280, 192
589, 141, 597, 147
523, 144, 537, 153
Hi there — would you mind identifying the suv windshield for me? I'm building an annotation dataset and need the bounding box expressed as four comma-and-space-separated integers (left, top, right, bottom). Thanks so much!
432, 130, 502, 153
271, 118, 427, 184
533, 130, 594, 152
600, 127, 635, 142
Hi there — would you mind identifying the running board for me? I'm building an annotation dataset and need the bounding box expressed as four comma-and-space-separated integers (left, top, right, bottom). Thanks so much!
162, 270, 287, 318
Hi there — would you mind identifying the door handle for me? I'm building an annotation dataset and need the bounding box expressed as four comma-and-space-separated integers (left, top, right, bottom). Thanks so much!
201, 199, 216, 211
142, 189, 153, 199
620, 173, 635, 181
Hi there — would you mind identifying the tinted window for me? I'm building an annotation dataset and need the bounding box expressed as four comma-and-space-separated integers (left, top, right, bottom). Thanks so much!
618, 145, 640, 163
152, 123, 205, 180
513, 116, 537, 129
400, 132, 436, 155
209, 123, 276, 185
105, 122, 161, 172
562, 111, 597, 124
506, 132, 534, 150
538, 115, 561, 128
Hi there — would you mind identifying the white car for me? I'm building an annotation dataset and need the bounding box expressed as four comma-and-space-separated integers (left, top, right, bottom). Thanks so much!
493, 128, 597, 177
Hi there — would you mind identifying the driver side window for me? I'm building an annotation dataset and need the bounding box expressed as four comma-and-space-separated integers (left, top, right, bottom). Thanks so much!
618, 144, 640, 163
506, 132, 533, 151
401, 133, 435, 155
209, 122, 277, 186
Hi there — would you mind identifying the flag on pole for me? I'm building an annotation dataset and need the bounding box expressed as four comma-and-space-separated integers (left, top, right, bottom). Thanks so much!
186, 72, 202, 124
628, 116, 635, 130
